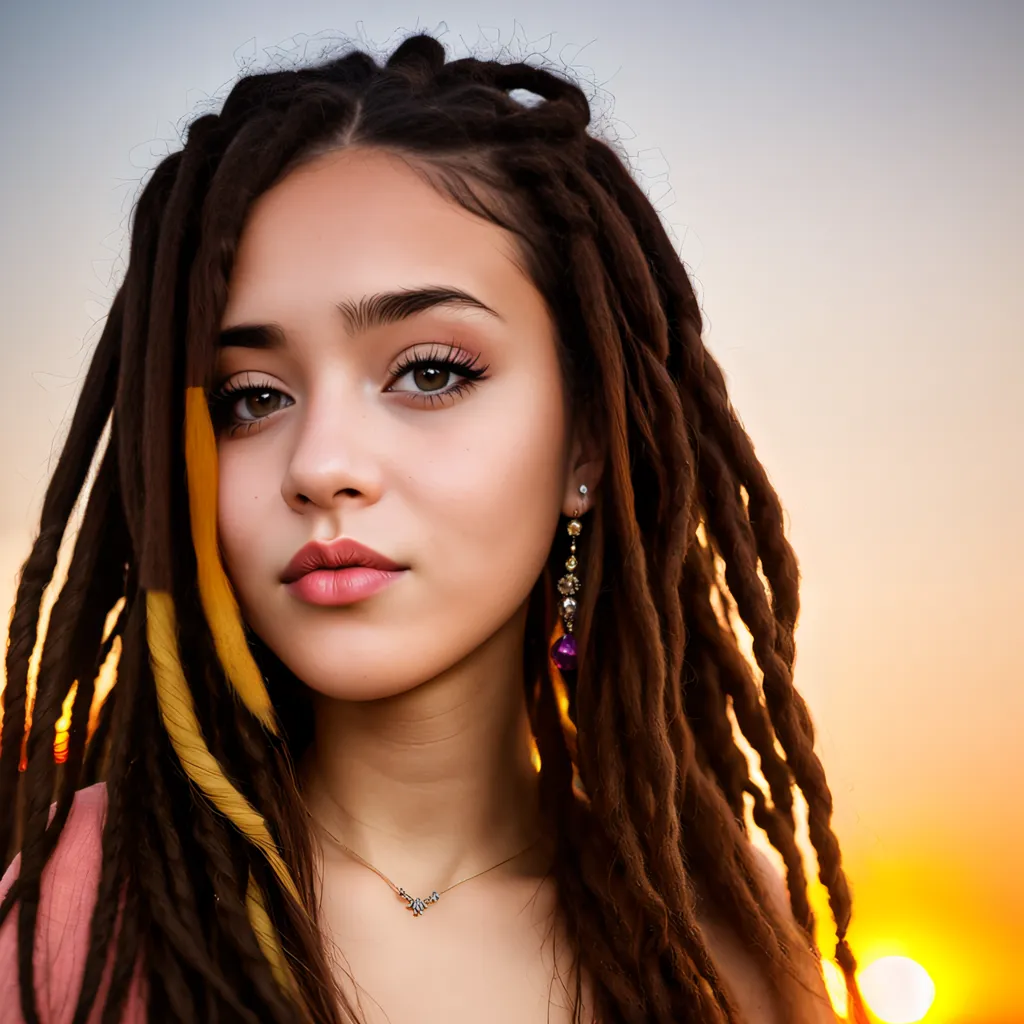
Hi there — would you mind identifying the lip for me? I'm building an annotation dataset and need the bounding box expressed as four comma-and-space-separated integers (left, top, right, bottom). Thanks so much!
286, 565, 404, 606
281, 538, 404, 582
281, 538, 407, 607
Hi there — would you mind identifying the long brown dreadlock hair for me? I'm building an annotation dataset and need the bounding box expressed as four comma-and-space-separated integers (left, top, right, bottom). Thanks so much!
0, 31, 869, 1024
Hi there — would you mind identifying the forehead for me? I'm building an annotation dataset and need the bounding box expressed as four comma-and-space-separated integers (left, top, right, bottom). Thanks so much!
222, 147, 526, 325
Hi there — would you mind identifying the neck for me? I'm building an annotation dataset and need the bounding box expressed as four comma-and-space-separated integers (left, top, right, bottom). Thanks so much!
299, 606, 550, 897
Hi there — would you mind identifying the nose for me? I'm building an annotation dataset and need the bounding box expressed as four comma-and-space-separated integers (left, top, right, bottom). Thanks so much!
281, 391, 385, 513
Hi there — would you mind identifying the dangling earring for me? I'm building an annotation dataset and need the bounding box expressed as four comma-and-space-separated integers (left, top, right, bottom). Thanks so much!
551, 484, 588, 671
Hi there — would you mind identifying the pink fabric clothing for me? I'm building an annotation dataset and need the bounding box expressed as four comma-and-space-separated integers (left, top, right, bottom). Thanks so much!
0, 782, 146, 1023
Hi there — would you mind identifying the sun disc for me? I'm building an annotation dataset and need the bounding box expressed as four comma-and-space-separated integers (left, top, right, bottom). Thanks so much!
858, 956, 936, 1024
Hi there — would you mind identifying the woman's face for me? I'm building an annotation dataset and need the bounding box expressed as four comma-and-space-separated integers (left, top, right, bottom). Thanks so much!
215, 147, 579, 699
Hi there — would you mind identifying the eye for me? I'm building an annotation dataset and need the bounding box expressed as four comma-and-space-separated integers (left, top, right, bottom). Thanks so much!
386, 343, 489, 404
210, 377, 294, 434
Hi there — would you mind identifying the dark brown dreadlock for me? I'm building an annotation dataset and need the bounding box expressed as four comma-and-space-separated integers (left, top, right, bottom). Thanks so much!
0, 31, 868, 1024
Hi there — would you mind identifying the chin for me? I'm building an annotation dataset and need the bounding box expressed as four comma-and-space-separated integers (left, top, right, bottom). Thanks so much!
264, 628, 460, 702
240, 581, 530, 701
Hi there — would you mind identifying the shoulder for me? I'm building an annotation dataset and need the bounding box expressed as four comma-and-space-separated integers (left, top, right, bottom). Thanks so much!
0, 783, 109, 1022
695, 846, 838, 1024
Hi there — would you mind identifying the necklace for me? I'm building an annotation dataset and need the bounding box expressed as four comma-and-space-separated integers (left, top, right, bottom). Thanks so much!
314, 818, 544, 917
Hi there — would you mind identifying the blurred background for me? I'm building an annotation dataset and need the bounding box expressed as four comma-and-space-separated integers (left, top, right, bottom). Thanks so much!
1, 2, 1021, 1021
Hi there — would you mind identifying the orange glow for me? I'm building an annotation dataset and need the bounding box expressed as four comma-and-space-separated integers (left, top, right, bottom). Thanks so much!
837, 838, 1023, 1024
53, 680, 77, 764
8, 599, 123, 770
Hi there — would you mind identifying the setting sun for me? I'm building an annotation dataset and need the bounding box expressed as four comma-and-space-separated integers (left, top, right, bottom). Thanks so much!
859, 957, 936, 1024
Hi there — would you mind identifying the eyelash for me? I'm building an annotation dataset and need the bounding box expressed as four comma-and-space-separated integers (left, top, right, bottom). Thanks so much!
210, 345, 490, 435
385, 343, 489, 405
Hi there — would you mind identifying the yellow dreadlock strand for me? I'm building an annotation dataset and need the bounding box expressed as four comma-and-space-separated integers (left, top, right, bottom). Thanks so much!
146, 589, 301, 908
184, 386, 277, 733
246, 872, 308, 1016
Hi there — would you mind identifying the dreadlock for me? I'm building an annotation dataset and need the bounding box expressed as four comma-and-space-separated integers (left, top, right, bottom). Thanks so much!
0, 31, 868, 1024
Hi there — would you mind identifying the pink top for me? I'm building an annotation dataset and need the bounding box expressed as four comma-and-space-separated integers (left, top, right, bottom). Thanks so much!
0, 783, 146, 1023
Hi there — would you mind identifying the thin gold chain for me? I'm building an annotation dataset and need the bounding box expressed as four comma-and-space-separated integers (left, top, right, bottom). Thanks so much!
313, 816, 544, 914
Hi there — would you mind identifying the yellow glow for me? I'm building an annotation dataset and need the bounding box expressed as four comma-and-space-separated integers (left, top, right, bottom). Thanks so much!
820, 959, 849, 1019
101, 598, 125, 642
87, 633, 122, 738
54, 679, 76, 734
53, 679, 77, 764
859, 956, 935, 1023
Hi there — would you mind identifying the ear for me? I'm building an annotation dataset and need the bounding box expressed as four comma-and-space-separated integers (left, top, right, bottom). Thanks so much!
561, 421, 603, 518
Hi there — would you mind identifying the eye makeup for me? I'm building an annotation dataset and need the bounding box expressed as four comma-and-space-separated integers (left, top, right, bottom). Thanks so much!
210, 341, 492, 434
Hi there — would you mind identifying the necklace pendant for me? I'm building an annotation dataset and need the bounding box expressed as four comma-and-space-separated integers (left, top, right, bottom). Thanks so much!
398, 888, 441, 916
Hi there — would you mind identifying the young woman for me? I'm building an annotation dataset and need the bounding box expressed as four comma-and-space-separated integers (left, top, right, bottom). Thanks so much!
0, 32, 869, 1024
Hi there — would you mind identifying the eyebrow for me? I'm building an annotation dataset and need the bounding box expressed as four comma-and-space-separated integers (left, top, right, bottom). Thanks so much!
217, 286, 502, 349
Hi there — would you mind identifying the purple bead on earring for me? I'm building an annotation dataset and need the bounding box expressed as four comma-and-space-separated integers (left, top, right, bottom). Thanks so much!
551, 633, 578, 671
551, 485, 587, 671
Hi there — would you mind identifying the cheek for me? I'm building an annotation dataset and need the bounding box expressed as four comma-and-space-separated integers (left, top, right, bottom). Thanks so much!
414, 378, 566, 552
400, 368, 568, 629
216, 441, 280, 601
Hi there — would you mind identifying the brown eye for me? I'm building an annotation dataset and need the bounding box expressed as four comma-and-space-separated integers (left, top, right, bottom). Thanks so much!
211, 385, 294, 431
238, 389, 286, 420
385, 346, 489, 405
412, 366, 451, 392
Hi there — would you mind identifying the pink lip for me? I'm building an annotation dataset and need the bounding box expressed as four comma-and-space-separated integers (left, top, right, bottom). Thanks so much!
281, 538, 407, 607
286, 566, 404, 606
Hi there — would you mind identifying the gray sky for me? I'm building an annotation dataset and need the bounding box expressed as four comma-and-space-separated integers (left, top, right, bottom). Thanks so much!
1, 3, 1022, 1019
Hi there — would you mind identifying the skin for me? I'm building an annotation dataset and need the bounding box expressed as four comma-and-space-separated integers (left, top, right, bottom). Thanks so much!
215, 147, 835, 1023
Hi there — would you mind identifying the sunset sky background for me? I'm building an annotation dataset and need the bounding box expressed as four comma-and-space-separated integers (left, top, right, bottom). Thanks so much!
1, 2, 1021, 1021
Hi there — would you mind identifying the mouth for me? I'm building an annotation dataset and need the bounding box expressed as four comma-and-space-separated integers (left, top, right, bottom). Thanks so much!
281, 538, 405, 583
281, 538, 407, 608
